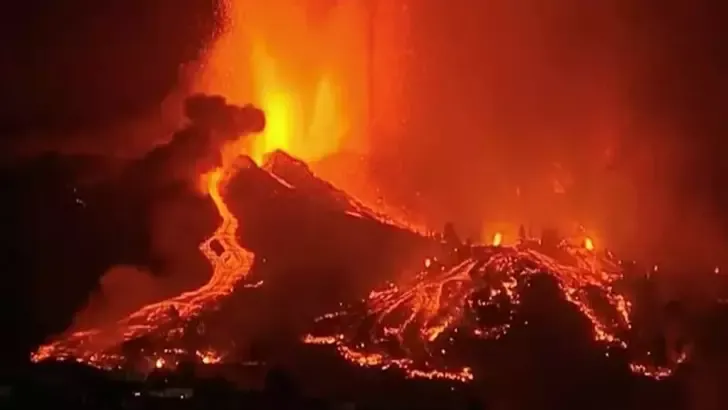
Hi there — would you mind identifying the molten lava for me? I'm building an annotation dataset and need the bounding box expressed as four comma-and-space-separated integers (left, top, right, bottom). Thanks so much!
304, 239, 683, 382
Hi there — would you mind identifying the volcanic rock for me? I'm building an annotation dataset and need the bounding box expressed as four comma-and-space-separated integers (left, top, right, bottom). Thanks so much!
225, 151, 433, 303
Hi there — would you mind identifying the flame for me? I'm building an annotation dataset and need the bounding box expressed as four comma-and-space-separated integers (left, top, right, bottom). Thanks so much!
584, 237, 595, 251
492, 232, 503, 246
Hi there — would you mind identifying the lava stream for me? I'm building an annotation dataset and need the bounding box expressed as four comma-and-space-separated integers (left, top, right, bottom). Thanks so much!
32, 161, 256, 367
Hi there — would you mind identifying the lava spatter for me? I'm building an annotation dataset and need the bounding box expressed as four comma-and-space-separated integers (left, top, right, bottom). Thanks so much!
303, 240, 681, 382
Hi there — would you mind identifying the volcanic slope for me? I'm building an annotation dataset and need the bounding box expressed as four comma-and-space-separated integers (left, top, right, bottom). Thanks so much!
303, 238, 685, 383
31, 150, 428, 370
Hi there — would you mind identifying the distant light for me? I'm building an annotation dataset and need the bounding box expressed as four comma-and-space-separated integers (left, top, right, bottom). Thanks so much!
715, 266, 720, 274
155, 358, 165, 369
424, 258, 432, 268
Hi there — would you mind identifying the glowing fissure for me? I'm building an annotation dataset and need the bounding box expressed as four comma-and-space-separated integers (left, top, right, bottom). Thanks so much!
32, 161, 256, 367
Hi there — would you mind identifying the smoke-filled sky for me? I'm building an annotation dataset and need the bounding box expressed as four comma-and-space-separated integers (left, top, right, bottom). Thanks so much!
2, 0, 728, 265
372, 0, 728, 265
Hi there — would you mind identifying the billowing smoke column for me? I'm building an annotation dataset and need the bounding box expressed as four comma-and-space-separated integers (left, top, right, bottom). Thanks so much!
126, 94, 265, 189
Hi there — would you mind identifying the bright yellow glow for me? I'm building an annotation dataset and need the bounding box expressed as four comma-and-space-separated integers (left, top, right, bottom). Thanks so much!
492, 232, 503, 246
196, 0, 367, 165
584, 237, 595, 251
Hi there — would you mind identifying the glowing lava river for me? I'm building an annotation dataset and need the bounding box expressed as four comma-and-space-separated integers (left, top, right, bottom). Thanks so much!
31, 159, 258, 368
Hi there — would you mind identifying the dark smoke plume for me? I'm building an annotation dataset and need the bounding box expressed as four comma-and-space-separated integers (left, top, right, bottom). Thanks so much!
126, 94, 265, 190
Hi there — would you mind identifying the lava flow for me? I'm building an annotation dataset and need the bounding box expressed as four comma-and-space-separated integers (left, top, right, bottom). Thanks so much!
31, 150, 259, 369
303, 236, 685, 382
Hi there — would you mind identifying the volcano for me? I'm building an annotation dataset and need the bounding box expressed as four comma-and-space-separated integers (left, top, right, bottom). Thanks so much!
30, 147, 685, 388
23, 95, 692, 403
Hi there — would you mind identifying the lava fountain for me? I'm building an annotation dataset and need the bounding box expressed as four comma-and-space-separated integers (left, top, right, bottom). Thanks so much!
197, 0, 371, 164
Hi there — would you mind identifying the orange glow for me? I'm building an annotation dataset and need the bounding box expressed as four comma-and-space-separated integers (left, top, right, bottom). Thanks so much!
492, 232, 503, 246
584, 237, 595, 251
197, 0, 370, 165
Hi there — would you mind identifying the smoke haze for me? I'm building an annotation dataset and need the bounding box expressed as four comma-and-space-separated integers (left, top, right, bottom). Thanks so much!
362, 1, 728, 267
